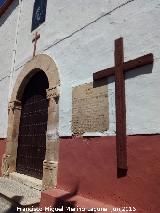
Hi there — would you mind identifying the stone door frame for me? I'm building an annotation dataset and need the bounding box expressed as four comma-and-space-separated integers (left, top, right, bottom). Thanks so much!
2, 54, 60, 190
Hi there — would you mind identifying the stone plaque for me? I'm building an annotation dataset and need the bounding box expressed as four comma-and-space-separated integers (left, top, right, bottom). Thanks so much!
72, 82, 109, 134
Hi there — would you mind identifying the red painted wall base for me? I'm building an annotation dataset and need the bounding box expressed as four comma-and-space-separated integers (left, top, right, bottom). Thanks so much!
0, 138, 6, 176
41, 135, 160, 213
40, 188, 115, 213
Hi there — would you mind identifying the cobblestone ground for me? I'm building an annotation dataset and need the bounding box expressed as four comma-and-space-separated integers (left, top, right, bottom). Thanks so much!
0, 177, 41, 206
0, 194, 39, 213
0, 177, 41, 213
0, 195, 11, 213
0, 194, 20, 213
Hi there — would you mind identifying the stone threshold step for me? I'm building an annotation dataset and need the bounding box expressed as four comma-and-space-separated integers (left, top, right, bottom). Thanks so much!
0, 177, 41, 206
9, 172, 42, 191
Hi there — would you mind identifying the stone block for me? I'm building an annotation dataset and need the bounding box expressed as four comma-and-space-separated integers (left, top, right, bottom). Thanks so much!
72, 82, 109, 134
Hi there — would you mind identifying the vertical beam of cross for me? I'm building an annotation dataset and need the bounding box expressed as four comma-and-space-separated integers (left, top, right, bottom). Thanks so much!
32, 32, 40, 58
115, 38, 127, 176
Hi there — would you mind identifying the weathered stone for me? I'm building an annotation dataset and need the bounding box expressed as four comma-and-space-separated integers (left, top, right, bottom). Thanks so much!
42, 160, 58, 190
0, 176, 41, 206
72, 82, 109, 134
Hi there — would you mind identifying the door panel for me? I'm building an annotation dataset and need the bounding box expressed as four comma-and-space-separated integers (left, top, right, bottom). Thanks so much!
16, 71, 48, 179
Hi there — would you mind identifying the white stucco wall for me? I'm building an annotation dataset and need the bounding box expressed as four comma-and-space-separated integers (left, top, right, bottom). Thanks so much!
1, 0, 160, 137
0, 0, 19, 137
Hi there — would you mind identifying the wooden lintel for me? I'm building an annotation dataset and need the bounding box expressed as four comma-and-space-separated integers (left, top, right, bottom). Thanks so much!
93, 53, 153, 81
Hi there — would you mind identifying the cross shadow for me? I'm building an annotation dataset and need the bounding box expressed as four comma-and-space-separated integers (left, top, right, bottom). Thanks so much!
93, 63, 153, 179
50, 184, 94, 213
93, 64, 153, 87
117, 168, 128, 178
53, 185, 78, 213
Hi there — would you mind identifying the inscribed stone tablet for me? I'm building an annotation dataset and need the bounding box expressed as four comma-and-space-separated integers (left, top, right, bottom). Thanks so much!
72, 82, 109, 134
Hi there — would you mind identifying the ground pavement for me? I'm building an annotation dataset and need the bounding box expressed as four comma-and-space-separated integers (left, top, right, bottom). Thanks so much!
0, 177, 41, 213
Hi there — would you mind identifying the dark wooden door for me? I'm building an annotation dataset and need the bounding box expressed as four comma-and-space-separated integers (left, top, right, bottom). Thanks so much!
16, 71, 49, 179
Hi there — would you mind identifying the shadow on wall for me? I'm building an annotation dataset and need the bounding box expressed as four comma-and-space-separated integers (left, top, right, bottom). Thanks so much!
93, 64, 153, 178
51, 184, 94, 213
52, 184, 79, 213
93, 64, 153, 87
0, 0, 19, 27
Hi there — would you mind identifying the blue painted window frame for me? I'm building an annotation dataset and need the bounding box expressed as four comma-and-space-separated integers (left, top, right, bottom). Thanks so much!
31, 0, 47, 31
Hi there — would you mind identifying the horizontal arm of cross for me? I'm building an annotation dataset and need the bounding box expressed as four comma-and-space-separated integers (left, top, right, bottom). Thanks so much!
32, 33, 40, 43
93, 53, 153, 81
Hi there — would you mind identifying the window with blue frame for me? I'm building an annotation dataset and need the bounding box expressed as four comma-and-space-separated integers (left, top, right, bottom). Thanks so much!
31, 0, 47, 31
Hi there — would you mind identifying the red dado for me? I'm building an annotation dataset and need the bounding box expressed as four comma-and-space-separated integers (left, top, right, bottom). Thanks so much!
41, 135, 160, 213
0, 138, 6, 176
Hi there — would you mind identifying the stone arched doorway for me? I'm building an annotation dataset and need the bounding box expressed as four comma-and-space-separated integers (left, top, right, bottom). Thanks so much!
16, 70, 49, 179
2, 54, 60, 190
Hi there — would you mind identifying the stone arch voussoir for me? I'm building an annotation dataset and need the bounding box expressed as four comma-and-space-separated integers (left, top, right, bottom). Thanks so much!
11, 54, 60, 102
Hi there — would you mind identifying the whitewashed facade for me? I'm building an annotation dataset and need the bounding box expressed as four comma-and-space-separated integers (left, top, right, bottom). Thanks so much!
0, 0, 160, 138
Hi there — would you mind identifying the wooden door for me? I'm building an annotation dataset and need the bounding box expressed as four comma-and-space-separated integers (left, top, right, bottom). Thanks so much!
16, 71, 49, 179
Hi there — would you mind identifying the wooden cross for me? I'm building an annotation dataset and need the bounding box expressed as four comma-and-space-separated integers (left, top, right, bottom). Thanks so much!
32, 32, 40, 58
93, 37, 153, 177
